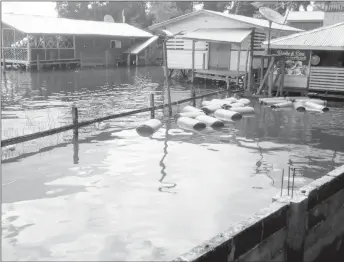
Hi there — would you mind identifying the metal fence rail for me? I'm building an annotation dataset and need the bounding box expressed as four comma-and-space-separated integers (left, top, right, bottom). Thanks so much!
1, 89, 229, 148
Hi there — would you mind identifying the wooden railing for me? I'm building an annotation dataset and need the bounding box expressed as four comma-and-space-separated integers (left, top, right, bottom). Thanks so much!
2, 47, 28, 62
309, 66, 344, 92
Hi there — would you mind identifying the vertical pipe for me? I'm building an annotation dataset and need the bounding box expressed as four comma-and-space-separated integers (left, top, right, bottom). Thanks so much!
248, 29, 255, 93
281, 168, 284, 197
72, 106, 78, 137
236, 44, 242, 85
288, 165, 291, 196
192, 88, 196, 107
150, 93, 155, 119
73, 35, 76, 59
228, 43, 232, 70
292, 168, 296, 198
163, 39, 172, 116
37, 54, 40, 71
191, 40, 195, 82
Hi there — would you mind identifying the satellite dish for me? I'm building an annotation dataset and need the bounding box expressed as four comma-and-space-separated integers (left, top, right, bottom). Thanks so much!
104, 15, 114, 23
311, 55, 321, 66
259, 7, 286, 25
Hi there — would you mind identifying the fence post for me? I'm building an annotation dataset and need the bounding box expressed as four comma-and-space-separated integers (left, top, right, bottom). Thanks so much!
72, 106, 78, 136
37, 54, 40, 71
192, 88, 196, 107
285, 195, 308, 262
150, 93, 155, 119
105, 50, 108, 68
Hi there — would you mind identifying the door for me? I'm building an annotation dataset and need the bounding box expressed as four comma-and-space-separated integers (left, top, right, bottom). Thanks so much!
209, 42, 230, 70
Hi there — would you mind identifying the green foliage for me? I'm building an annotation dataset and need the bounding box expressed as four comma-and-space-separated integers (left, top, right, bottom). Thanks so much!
55, 1, 153, 28
202, 1, 231, 12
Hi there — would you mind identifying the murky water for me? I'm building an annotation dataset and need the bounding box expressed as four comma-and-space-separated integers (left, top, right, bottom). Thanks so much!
2, 67, 344, 261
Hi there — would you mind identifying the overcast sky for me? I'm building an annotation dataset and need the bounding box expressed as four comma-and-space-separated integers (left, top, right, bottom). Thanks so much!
2, 1, 58, 17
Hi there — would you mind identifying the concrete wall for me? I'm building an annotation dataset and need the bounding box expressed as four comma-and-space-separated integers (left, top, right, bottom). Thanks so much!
174, 164, 344, 262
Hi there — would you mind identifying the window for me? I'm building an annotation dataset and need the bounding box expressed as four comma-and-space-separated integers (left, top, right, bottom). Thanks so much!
110, 40, 121, 49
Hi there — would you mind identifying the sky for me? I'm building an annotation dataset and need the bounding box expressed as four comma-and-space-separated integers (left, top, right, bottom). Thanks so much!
1, 1, 314, 17
2, 1, 58, 17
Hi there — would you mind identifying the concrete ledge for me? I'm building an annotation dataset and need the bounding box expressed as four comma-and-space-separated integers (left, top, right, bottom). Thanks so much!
173, 202, 288, 262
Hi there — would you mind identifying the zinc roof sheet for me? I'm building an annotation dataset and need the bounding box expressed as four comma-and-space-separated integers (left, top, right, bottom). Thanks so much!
124, 36, 159, 54
263, 22, 344, 50
2, 13, 152, 38
181, 28, 252, 44
286, 11, 325, 22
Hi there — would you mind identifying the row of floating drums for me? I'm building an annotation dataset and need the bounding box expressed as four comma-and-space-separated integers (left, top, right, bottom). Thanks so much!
259, 97, 329, 112
136, 97, 255, 136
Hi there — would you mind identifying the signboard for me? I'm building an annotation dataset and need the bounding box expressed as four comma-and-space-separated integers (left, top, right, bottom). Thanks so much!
271, 49, 311, 76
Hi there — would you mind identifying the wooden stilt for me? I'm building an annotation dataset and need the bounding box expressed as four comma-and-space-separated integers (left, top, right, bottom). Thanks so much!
236, 44, 241, 85
191, 40, 195, 82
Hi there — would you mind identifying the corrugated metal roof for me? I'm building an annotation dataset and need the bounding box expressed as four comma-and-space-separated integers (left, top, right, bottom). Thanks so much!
181, 28, 252, 44
286, 11, 325, 22
124, 36, 159, 54
263, 22, 344, 50
206, 10, 304, 32
2, 13, 152, 38
149, 9, 303, 33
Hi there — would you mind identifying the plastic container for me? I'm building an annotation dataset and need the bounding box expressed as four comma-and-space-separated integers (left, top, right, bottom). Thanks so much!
214, 109, 242, 121
237, 98, 251, 106
176, 117, 206, 131
228, 102, 246, 108
175, 111, 205, 119
271, 101, 293, 109
201, 103, 223, 114
136, 119, 163, 137
181, 105, 203, 113
230, 106, 255, 114
195, 115, 224, 128
261, 100, 286, 106
305, 101, 329, 112
293, 101, 306, 112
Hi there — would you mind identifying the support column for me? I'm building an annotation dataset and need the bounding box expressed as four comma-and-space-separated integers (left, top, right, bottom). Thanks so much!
236, 44, 241, 85
248, 29, 255, 93
191, 40, 195, 82
27, 34, 31, 70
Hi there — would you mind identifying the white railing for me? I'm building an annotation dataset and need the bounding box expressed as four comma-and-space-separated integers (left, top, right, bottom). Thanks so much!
309, 66, 344, 92
2, 47, 28, 62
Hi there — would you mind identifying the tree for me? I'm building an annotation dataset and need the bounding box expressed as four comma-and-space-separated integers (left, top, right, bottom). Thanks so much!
175, 2, 194, 13
229, 1, 257, 17
55, 1, 153, 28
149, 2, 194, 24
202, 1, 231, 12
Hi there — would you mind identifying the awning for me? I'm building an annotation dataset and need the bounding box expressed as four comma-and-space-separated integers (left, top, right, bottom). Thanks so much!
180, 28, 252, 44
124, 36, 159, 55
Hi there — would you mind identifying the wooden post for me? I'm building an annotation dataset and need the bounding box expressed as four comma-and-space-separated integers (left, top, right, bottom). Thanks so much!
257, 57, 275, 95
268, 57, 274, 96
2, 28, 6, 70
37, 54, 40, 71
228, 43, 232, 70
150, 93, 155, 119
27, 34, 30, 69
259, 56, 265, 90
72, 106, 78, 136
135, 54, 139, 67
72, 105, 79, 164
248, 29, 255, 93
80, 52, 83, 68
73, 35, 76, 59
191, 40, 195, 82
13, 28, 16, 61
202, 53, 205, 70
207, 42, 210, 70
105, 50, 108, 68
192, 88, 196, 107
244, 50, 249, 90
236, 44, 242, 85
163, 39, 172, 116
57, 35, 60, 60
127, 54, 130, 67
279, 57, 286, 96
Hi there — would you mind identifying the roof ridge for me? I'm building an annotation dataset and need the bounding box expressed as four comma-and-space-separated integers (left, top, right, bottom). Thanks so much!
270, 21, 344, 44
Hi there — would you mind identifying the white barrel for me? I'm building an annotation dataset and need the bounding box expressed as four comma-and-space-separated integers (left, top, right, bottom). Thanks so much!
262, 100, 286, 106
201, 103, 222, 114
181, 105, 203, 113
176, 117, 206, 131
214, 109, 242, 121
259, 97, 286, 103
136, 119, 163, 137
175, 111, 205, 119
298, 99, 327, 106
237, 98, 251, 106
201, 101, 212, 107
195, 115, 224, 128
224, 97, 237, 103
271, 101, 293, 109
294, 101, 306, 112
305, 101, 329, 112
230, 106, 255, 114
285, 96, 309, 102
228, 102, 245, 108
